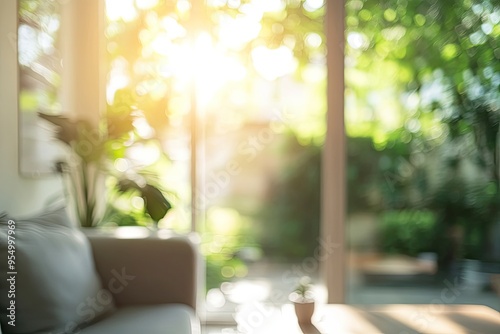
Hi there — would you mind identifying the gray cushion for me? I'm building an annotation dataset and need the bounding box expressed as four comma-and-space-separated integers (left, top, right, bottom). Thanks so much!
79, 304, 200, 334
0, 212, 12, 222
0, 206, 114, 333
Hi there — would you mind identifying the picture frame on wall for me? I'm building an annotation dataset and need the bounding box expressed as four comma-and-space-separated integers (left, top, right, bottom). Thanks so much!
18, 0, 64, 177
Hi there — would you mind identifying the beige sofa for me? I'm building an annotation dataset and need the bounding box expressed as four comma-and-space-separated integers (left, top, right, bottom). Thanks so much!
0, 207, 200, 334
81, 232, 201, 334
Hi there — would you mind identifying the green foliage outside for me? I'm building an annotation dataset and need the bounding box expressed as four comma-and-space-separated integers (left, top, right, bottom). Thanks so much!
257, 136, 321, 260
200, 208, 260, 291
348, 0, 499, 264
380, 210, 436, 257
251, 0, 498, 266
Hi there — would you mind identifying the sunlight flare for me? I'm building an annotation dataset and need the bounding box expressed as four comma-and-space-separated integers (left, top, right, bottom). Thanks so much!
106, 0, 137, 21
252, 45, 297, 81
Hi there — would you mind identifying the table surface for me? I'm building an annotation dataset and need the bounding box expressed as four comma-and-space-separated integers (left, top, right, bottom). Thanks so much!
284, 304, 500, 334
237, 304, 500, 334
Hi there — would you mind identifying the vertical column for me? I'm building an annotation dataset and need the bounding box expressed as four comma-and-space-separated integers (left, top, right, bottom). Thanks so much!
60, 0, 104, 123
189, 0, 203, 233
321, 0, 346, 303
189, 0, 209, 233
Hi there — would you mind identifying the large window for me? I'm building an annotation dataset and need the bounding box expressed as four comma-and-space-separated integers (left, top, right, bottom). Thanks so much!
103, 0, 328, 319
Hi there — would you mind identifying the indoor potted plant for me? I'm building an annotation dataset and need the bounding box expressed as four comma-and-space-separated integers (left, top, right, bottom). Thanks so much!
289, 276, 315, 324
38, 89, 172, 228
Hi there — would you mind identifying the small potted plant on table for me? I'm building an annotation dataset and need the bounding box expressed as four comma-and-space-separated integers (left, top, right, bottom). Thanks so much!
289, 276, 315, 324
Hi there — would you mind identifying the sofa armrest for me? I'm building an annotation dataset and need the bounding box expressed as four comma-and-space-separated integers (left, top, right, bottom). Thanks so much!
86, 231, 198, 310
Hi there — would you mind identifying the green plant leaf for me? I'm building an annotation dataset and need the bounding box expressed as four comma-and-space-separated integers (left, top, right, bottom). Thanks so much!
38, 112, 78, 145
117, 179, 172, 223
141, 184, 172, 222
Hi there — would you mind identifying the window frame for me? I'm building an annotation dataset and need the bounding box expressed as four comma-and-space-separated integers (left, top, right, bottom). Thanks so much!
321, 0, 346, 304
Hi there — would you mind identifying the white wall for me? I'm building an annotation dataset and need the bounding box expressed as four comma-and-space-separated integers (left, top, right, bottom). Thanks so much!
0, 0, 63, 215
